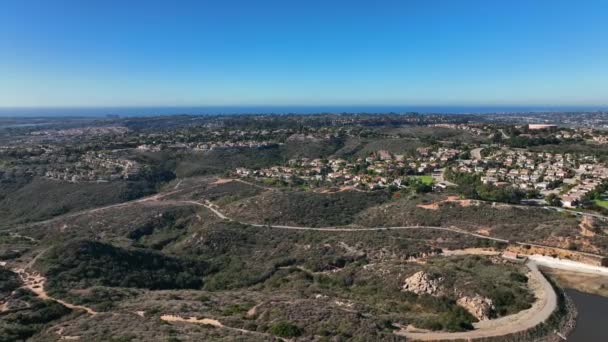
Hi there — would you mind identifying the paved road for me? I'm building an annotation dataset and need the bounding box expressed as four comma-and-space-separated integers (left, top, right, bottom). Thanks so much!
435, 168, 457, 186
547, 206, 608, 221
499, 128, 510, 139
471, 147, 484, 160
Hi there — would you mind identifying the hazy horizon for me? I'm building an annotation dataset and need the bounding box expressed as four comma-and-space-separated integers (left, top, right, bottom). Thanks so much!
1, 104, 608, 118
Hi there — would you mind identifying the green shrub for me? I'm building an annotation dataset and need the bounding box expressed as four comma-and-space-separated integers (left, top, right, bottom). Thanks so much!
39, 240, 208, 290
269, 321, 303, 338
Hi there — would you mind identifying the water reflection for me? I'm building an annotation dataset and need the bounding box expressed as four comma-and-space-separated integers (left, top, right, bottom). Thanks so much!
566, 289, 608, 342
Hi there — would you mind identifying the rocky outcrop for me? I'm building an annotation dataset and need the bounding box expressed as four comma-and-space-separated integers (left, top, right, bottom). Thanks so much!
405, 249, 442, 262
402, 271, 443, 296
457, 295, 495, 321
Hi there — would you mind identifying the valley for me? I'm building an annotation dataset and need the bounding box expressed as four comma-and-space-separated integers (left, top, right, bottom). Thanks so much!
1, 114, 607, 341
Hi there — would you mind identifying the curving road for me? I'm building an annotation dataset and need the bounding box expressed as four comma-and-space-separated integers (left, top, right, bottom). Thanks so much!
395, 261, 557, 341
471, 147, 484, 160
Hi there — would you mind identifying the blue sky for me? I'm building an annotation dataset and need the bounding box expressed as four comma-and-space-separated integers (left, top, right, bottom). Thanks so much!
1, 0, 607, 107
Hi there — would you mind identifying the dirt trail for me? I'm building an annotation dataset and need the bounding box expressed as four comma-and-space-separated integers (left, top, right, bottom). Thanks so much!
417, 196, 477, 210
246, 302, 264, 317
195, 197, 607, 261
529, 254, 608, 275
177, 200, 229, 220
173, 179, 183, 189
441, 248, 500, 256
160, 314, 223, 327
9, 232, 38, 242
14, 268, 97, 315
2, 182, 212, 232
55, 327, 80, 340
232, 178, 278, 191
11, 250, 97, 315
395, 261, 557, 341
160, 314, 277, 339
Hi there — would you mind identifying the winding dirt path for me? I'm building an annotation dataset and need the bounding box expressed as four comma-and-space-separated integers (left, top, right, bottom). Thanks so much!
160, 314, 278, 340
188, 199, 511, 242
4, 249, 98, 315
0, 182, 212, 232
173, 179, 183, 190
160, 314, 223, 327
188, 196, 607, 260
395, 262, 557, 341
14, 268, 98, 315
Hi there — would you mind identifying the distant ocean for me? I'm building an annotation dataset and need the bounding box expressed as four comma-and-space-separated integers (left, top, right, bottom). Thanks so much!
0, 106, 606, 117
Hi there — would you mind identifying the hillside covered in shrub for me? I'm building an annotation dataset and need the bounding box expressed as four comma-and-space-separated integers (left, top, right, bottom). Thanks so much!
37, 240, 209, 290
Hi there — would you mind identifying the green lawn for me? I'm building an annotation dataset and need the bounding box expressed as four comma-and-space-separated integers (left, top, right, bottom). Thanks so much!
594, 199, 608, 209
414, 175, 434, 185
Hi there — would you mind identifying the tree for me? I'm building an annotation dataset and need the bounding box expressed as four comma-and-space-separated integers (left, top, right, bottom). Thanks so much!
545, 193, 562, 207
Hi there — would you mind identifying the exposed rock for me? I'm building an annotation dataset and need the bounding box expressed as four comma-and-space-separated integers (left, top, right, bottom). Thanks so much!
405, 250, 442, 262
580, 216, 596, 237
402, 271, 443, 296
457, 295, 495, 321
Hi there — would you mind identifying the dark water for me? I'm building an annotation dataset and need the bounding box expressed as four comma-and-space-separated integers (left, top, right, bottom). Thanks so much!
0, 105, 606, 117
566, 289, 608, 342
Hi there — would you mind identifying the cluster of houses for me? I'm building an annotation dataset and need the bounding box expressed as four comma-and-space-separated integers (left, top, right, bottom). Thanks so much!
428, 123, 489, 136
592, 135, 608, 144
235, 147, 461, 190
136, 140, 278, 152
528, 126, 608, 143
452, 148, 608, 207
455, 151, 578, 189
30, 126, 128, 137
193, 140, 277, 151
561, 175, 608, 208
429, 122, 607, 145
44, 152, 141, 183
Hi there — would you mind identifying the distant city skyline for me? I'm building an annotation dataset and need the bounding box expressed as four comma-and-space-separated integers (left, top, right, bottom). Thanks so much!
1, 0, 608, 108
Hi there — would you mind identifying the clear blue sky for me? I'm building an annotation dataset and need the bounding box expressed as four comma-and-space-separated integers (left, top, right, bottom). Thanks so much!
1, 0, 607, 107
